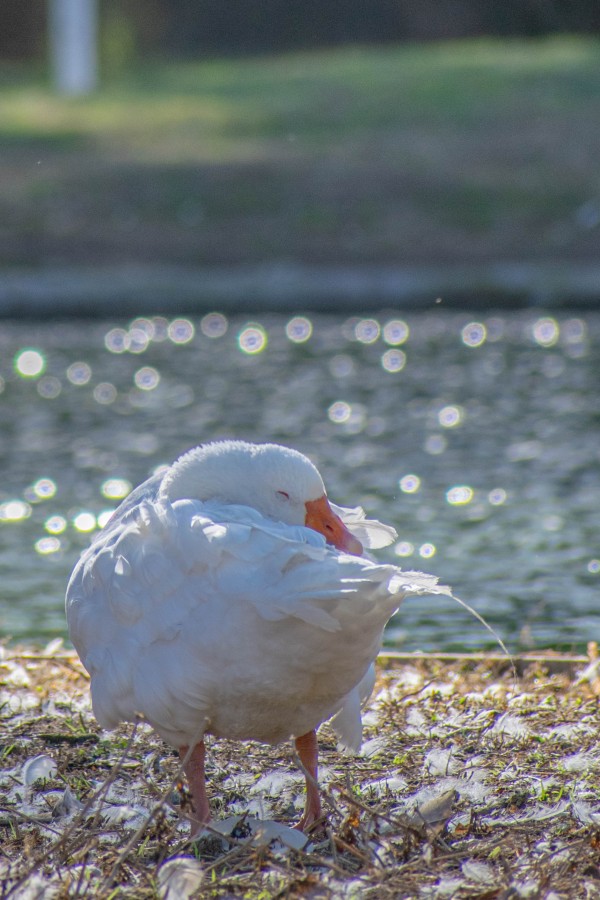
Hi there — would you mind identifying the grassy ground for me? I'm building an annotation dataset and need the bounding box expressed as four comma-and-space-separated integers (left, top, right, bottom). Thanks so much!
1, 37, 600, 270
3, 645, 600, 898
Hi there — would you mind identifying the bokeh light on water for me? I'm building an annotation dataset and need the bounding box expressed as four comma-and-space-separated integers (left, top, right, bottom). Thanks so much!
354, 318, 381, 344
383, 319, 409, 345
101, 478, 132, 500
381, 349, 406, 373
14, 349, 45, 378
1, 310, 600, 652
238, 323, 268, 354
200, 312, 228, 339
285, 316, 313, 343
461, 321, 487, 348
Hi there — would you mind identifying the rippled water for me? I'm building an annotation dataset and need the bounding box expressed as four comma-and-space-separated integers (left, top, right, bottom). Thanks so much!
1, 309, 599, 652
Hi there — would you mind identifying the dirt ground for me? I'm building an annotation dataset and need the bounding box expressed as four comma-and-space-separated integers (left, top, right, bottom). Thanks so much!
2, 644, 600, 898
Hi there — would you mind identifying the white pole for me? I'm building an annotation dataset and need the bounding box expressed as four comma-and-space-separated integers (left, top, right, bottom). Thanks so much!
49, 0, 98, 95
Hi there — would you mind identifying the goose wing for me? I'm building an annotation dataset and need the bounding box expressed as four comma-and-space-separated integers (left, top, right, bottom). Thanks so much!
66, 496, 449, 747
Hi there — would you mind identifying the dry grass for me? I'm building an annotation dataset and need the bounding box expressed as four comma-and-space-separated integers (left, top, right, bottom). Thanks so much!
2, 644, 600, 898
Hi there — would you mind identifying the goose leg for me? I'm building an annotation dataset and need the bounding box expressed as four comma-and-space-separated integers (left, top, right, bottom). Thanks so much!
294, 729, 321, 830
179, 740, 210, 832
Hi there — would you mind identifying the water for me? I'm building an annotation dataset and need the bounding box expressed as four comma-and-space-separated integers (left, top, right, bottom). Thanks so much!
1, 309, 599, 653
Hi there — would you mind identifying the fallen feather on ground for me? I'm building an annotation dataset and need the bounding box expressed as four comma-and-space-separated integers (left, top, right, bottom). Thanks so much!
22, 755, 58, 788
157, 857, 204, 900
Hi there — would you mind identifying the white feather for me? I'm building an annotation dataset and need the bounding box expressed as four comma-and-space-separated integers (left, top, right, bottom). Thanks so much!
331, 503, 398, 549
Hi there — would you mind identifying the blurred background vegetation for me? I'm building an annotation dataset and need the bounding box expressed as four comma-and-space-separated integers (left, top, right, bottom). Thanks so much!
1, 1, 599, 272
4, 1, 600, 61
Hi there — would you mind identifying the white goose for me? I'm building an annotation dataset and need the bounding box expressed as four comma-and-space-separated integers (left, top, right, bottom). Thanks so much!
66, 440, 449, 831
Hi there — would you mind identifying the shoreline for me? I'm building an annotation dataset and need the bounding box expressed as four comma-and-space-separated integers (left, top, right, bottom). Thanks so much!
1, 260, 600, 317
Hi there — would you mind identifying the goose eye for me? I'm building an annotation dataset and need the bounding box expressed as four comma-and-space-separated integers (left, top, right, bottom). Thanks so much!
276, 490, 290, 501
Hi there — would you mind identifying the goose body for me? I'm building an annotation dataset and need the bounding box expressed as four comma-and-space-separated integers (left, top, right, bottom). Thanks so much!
66, 440, 450, 830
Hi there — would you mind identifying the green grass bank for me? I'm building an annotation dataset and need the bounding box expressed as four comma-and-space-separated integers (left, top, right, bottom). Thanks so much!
1, 37, 599, 283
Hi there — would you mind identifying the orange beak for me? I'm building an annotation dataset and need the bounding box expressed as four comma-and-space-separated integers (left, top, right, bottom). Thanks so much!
305, 496, 363, 556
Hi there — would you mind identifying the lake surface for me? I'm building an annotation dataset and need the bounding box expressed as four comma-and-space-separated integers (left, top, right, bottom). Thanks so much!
1, 309, 598, 652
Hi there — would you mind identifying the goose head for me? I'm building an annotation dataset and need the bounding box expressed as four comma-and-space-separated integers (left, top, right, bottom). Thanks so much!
160, 440, 363, 554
